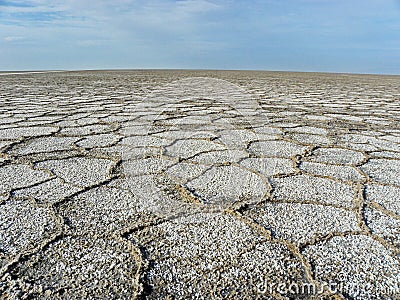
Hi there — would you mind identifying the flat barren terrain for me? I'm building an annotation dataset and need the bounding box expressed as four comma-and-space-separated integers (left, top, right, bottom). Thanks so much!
0, 70, 399, 299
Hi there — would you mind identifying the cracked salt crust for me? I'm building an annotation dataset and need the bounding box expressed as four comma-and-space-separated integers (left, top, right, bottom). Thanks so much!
165, 139, 226, 160
303, 235, 400, 300
130, 212, 306, 299
364, 184, 400, 216
0, 164, 52, 194
6, 236, 139, 299
76, 133, 121, 148
307, 147, 365, 165
122, 157, 175, 176
36, 157, 115, 187
244, 202, 360, 245
249, 140, 309, 158
9, 136, 79, 155
186, 165, 268, 205
360, 158, 400, 185
0, 199, 58, 268
165, 162, 210, 184
188, 149, 248, 164
0, 126, 58, 140
271, 174, 355, 208
299, 161, 364, 182
364, 206, 400, 247
240, 157, 296, 177
13, 178, 82, 205
1, 71, 400, 299
60, 186, 138, 235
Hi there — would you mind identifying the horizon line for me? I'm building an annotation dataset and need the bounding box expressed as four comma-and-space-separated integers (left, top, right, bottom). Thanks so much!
0, 68, 399, 77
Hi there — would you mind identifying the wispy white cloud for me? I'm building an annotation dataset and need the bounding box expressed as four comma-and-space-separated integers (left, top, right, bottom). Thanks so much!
0, 0, 222, 24
4, 36, 25, 41
76, 39, 112, 47
0, 0, 224, 44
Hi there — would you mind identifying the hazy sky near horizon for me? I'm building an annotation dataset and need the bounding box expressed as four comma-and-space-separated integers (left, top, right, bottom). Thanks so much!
1, 0, 399, 74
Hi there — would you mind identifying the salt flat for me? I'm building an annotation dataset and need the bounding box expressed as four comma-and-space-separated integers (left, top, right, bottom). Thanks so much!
0, 70, 399, 299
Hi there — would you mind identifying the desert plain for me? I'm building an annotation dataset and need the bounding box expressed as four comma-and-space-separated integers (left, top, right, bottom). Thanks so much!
0, 70, 399, 299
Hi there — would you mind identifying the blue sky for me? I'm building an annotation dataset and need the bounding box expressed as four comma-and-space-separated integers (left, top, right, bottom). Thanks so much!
0, 0, 399, 74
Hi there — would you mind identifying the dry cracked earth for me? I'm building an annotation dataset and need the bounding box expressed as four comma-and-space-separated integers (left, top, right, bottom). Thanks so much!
0, 70, 399, 299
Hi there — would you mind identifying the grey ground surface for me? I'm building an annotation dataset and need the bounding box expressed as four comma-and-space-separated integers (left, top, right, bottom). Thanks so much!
0, 70, 399, 299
